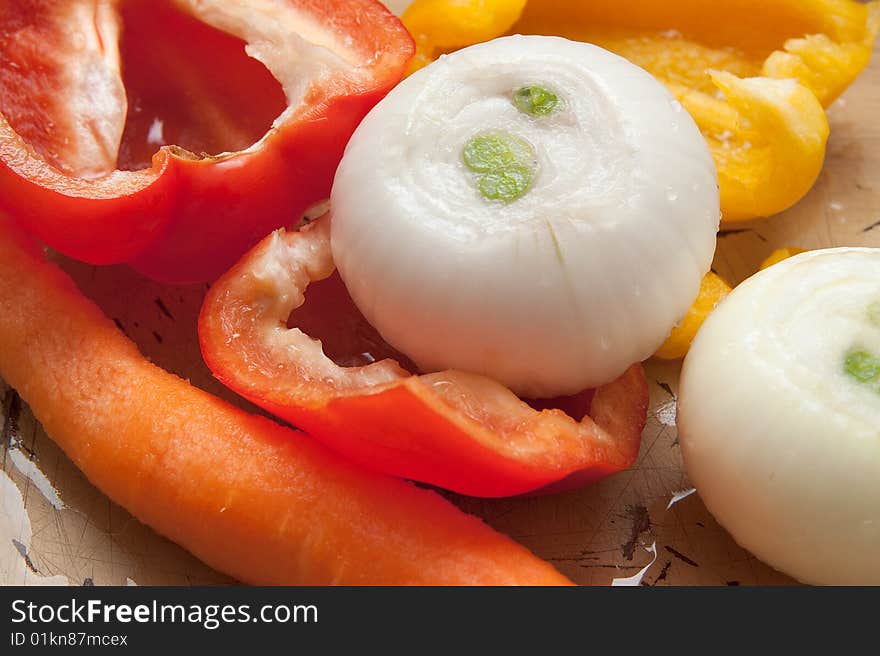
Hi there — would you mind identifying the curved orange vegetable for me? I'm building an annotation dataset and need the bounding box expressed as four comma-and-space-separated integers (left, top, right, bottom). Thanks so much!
199, 216, 648, 499
403, 0, 879, 221
0, 218, 571, 586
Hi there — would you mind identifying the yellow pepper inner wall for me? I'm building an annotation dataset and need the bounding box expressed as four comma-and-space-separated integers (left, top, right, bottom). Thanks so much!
552, 31, 758, 96
512, 0, 867, 61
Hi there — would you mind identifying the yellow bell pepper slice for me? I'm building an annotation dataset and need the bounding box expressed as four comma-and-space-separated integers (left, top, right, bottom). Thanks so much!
655, 248, 807, 360
760, 247, 808, 270
655, 272, 732, 361
703, 72, 829, 222
403, 0, 879, 222
404, 0, 527, 72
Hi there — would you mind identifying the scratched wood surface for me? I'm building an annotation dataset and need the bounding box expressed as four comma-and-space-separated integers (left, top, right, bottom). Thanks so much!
1, 14, 878, 587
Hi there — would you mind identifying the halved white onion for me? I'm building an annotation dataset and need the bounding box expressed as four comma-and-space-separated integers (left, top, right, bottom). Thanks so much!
331, 35, 719, 397
678, 248, 880, 585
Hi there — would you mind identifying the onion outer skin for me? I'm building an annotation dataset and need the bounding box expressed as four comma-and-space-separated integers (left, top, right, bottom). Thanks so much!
678, 248, 880, 585
331, 35, 719, 398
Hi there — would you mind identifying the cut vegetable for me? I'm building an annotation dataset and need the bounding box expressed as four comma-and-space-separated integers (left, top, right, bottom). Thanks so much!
0, 218, 571, 586
199, 216, 649, 498
654, 271, 732, 361
760, 247, 807, 270
403, 0, 879, 221
654, 249, 808, 361
0, 0, 413, 282
678, 248, 880, 585
331, 35, 719, 397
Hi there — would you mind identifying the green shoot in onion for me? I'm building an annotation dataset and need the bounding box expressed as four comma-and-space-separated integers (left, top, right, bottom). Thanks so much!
513, 86, 560, 116
844, 348, 880, 390
463, 133, 536, 203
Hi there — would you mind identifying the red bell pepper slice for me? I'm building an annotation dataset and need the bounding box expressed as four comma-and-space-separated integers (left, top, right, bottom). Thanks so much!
199, 216, 649, 498
0, 0, 413, 283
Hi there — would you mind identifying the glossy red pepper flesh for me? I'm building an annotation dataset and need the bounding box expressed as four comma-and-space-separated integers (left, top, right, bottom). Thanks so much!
0, 0, 414, 282
199, 216, 649, 498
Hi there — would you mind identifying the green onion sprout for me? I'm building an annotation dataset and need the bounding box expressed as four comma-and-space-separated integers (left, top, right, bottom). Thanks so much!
513, 86, 560, 116
463, 133, 537, 203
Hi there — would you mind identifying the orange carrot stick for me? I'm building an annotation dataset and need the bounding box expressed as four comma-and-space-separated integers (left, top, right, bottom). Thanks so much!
0, 219, 571, 586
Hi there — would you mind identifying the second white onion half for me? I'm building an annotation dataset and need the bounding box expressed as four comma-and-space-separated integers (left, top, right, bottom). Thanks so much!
331, 35, 719, 397
679, 248, 880, 585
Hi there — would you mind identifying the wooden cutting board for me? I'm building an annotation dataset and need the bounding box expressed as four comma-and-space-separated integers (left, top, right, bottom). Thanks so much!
1, 27, 877, 589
